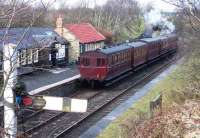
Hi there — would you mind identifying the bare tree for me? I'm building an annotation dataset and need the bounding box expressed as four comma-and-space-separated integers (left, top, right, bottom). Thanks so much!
56, 0, 144, 42
0, 0, 56, 137
163, 0, 200, 34
162, 0, 200, 100
0, 0, 56, 103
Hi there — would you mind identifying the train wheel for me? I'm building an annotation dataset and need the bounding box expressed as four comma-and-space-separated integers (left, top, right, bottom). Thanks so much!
98, 81, 105, 88
90, 80, 104, 88
91, 80, 95, 88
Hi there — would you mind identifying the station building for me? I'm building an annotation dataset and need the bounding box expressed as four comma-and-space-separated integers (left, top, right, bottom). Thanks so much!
55, 16, 106, 63
0, 27, 69, 75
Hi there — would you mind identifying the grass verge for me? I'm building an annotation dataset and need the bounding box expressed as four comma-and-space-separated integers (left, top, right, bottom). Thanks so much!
97, 66, 186, 138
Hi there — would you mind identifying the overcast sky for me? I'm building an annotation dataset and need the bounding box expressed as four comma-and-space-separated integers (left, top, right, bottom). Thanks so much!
45, 0, 176, 12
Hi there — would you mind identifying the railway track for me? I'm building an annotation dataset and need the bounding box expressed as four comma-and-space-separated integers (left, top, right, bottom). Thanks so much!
18, 110, 65, 136
54, 56, 177, 138
20, 54, 178, 138
70, 89, 100, 100
18, 109, 43, 124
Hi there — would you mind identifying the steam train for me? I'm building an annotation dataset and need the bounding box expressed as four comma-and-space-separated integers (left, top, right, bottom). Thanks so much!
78, 34, 178, 86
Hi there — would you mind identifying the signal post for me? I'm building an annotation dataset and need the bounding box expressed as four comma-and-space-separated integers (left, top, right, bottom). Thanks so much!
3, 44, 87, 138
3, 44, 17, 138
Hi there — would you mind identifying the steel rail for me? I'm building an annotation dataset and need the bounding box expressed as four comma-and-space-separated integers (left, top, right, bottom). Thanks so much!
18, 51, 178, 137
54, 57, 176, 138
19, 112, 65, 136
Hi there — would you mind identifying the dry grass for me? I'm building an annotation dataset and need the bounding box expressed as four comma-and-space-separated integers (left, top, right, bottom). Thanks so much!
130, 100, 200, 138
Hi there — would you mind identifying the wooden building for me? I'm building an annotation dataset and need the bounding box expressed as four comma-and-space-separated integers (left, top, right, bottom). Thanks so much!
0, 27, 69, 75
55, 16, 106, 63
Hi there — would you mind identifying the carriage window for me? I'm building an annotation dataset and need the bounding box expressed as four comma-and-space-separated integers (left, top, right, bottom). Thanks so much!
112, 55, 115, 65
82, 58, 90, 66
117, 55, 119, 63
108, 57, 110, 64
97, 58, 105, 66
97, 58, 101, 66
124, 52, 126, 61
102, 59, 105, 66
118, 54, 120, 62
115, 55, 118, 63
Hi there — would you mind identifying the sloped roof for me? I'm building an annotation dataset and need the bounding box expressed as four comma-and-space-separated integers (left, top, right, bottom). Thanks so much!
128, 41, 147, 48
100, 43, 131, 54
100, 41, 147, 55
65, 23, 105, 44
0, 27, 68, 51
140, 37, 162, 43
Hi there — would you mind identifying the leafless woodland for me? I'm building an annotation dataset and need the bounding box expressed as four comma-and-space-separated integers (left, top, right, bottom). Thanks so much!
0, 1, 55, 137
0, 0, 200, 137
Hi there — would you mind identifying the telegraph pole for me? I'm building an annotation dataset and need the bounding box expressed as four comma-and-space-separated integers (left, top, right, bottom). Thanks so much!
4, 44, 17, 138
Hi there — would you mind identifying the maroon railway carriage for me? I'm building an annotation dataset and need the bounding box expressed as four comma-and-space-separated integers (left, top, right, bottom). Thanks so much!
78, 51, 108, 81
128, 41, 148, 67
158, 34, 178, 55
166, 34, 178, 51
105, 45, 132, 81
79, 34, 178, 84
159, 36, 170, 54
79, 44, 132, 82
79, 42, 150, 82
140, 37, 162, 61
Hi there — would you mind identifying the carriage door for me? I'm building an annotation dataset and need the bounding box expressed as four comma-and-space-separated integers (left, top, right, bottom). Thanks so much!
51, 45, 57, 66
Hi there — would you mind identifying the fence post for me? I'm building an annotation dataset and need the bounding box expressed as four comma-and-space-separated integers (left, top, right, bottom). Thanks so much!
150, 93, 162, 118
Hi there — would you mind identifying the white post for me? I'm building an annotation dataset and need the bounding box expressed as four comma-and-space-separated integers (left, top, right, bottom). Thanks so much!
4, 44, 17, 138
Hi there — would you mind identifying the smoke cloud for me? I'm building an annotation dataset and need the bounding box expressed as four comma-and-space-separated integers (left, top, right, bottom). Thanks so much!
144, 9, 175, 37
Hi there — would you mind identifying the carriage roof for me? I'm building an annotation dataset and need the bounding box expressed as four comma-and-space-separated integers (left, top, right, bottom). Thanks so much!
99, 41, 147, 54
100, 44, 131, 54
127, 41, 147, 48
140, 37, 162, 42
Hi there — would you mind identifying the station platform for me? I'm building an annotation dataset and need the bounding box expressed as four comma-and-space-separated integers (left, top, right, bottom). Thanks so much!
19, 65, 80, 95
80, 64, 177, 138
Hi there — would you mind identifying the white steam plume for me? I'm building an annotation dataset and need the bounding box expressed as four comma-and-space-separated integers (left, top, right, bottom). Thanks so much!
144, 9, 175, 37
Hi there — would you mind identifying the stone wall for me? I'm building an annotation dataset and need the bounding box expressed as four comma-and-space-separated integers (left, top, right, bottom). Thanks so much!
56, 28, 80, 63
